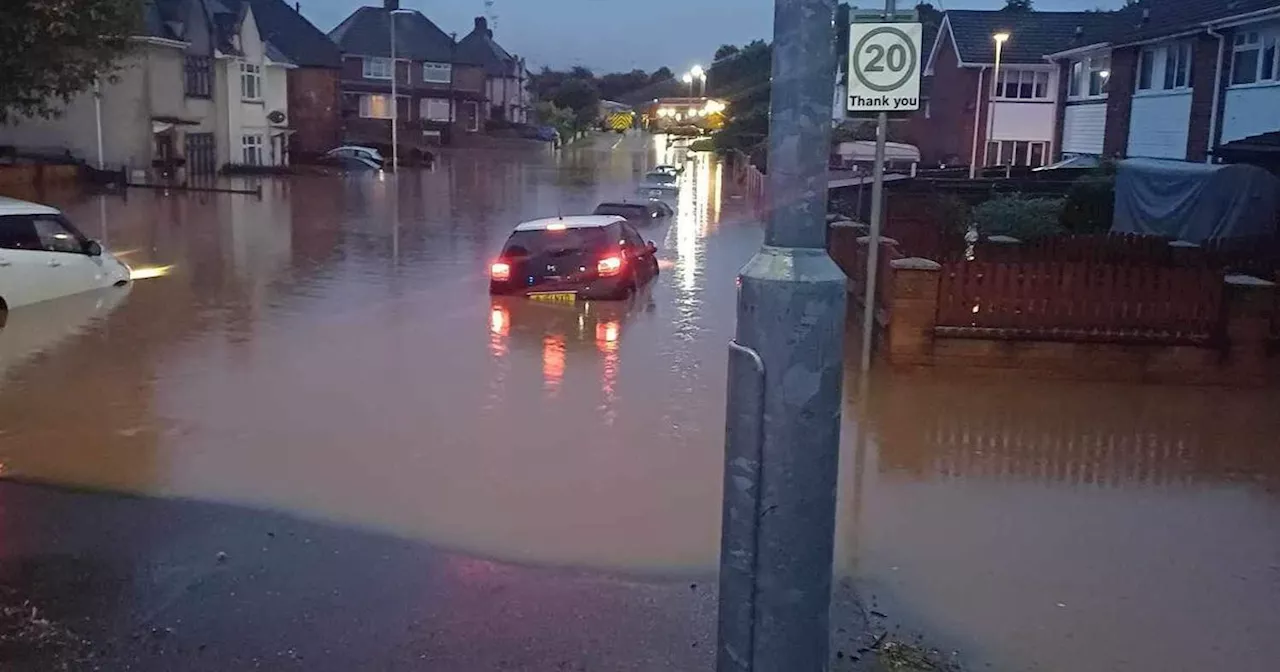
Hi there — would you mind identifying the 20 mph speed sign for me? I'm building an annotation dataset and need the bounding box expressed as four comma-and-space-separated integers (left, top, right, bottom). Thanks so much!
847, 22, 922, 112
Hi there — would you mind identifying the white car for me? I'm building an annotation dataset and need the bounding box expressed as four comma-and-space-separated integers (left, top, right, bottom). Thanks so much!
0, 196, 131, 311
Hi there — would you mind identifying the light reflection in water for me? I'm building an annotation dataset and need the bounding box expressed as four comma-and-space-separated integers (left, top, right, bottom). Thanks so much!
541, 334, 565, 393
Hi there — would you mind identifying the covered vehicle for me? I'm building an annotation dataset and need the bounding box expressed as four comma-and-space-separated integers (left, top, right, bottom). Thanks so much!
638, 171, 679, 199
489, 216, 660, 301
1112, 158, 1280, 243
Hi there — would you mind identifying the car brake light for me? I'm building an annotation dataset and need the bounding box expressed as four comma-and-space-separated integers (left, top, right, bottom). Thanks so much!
491, 261, 511, 281
597, 255, 624, 276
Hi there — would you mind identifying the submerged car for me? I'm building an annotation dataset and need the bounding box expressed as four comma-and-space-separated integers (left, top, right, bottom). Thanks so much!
324, 145, 385, 166
0, 197, 131, 312
489, 215, 659, 301
592, 200, 673, 227
638, 171, 679, 198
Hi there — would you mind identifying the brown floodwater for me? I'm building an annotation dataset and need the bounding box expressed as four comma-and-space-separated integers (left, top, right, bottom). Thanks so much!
1, 133, 1278, 671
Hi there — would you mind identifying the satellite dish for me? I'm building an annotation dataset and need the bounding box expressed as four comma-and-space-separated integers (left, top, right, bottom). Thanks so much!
267, 110, 286, 124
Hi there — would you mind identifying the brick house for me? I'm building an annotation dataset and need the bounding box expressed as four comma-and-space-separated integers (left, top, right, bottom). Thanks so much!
1047, 0, 1280, 165
456, 17, 531, 125
919, 10, 1118, 171
328, 1, 488, 148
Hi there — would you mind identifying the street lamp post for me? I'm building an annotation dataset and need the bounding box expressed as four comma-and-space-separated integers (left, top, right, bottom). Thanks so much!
715, 0, 844, 671
682, 72, 694, 97
986, 32, 1010, 172
389, 10, 399, 173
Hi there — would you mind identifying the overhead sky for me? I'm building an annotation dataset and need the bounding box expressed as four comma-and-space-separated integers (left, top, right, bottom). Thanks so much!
302, 0, 1128, 73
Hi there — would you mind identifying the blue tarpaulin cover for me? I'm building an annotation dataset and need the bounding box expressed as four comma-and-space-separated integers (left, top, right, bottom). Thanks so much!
1111, 158, 1280, 243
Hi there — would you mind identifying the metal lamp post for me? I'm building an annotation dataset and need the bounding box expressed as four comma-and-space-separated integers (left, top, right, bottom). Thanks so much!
682, 72, 694, 97
715, 0, 845, 670
986, 32, 1009, 171
691, 64, 706, 97
388, 7, 414, 172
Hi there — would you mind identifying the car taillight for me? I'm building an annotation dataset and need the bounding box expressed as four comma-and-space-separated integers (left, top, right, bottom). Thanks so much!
597, 255, 624, 276
490, 261, 511, 281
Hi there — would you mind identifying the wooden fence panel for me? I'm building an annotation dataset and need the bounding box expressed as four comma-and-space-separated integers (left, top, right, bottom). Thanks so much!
935, 261, 1223, 342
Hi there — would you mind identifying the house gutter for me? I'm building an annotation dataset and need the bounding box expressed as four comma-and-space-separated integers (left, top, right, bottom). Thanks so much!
1206, 26, 1226, 162
969, 66, 988, 179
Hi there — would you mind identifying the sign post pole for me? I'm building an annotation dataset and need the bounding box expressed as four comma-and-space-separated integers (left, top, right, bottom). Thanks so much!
845, 0, 921, 373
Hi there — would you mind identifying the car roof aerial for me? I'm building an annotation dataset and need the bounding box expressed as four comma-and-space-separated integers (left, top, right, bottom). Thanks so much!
514, 215, 625, 231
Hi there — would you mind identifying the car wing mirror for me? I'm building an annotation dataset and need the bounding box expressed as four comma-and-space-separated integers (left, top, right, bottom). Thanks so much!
84, 240, 103, 257
646, 241, 657, 255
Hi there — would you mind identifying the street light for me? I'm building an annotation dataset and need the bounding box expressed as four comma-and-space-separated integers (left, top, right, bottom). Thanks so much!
987, 31, 1010, 170
682, 72, 694, 97
691, 64, 706, 97
388, 7, 413, 173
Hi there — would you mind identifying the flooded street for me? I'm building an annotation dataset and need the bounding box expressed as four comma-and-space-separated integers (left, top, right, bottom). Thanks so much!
2, 133, 1279, 671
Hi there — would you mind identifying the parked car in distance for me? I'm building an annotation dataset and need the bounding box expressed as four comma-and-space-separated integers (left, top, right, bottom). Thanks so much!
593, 200, 673, 226
0, 197, 131, 311
653, 164, 682, 177
489, 216, 659, 302
315, 153, 383, 172
324, 145, 385, 166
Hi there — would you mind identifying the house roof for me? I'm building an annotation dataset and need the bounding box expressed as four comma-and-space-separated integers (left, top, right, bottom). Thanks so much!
455, 17, 520, 77
329, 6, 473, 64
143, 0, 338, 67
1119, 0, 1280, 45
942, 10, 1125, 65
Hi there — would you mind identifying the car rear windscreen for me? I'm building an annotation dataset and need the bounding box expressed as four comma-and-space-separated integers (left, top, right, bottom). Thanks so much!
593, 204, 648, 219
502, 227, 612, 257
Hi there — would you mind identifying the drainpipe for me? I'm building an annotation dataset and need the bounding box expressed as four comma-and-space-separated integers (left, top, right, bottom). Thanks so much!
1206, 27, 1226, 163
969, 66, 988, 179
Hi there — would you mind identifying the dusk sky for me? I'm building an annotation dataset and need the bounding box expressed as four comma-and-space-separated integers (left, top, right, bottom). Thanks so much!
303, 0, 1128, 73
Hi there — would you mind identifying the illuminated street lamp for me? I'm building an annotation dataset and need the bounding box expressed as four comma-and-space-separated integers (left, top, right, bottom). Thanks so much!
682, 72, 694, 97
977, 31, 1011, 177
691, 64, 706, 97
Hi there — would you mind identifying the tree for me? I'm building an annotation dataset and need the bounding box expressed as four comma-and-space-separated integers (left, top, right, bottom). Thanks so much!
0, 0, 142, 123
1002, 0, 1033, 10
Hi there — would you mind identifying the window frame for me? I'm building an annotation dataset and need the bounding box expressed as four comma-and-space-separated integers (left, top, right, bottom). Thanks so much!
422, 62, 452, 84
992, 68, 1051, 101
359, 94, 394, 120
420, 97, 452, 122
241, 134, 264, 166
984, 140, 1050, 168
363, 56, 393, 80
1230, 28, 1280, 86
240, 62, 262, 101
184, 55, 213, 99
1067, 54, 1110, 100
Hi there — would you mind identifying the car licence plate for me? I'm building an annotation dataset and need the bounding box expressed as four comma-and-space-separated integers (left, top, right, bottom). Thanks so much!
529, 291, 577, 304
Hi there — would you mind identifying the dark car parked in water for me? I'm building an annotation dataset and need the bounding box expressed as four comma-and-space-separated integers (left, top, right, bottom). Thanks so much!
592, 200, 673, 227
488, 216, 659, 302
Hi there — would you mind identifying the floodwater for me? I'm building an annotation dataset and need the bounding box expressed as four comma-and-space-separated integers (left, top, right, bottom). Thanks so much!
2, 133, 1279, 671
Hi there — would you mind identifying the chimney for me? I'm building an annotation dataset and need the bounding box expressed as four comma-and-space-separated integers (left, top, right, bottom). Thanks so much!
294, 2, 300, 11
475, 16, 491, 36
384, 0, 399, 10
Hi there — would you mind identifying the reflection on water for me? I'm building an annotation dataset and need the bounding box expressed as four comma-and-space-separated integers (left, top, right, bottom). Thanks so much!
1, 134, 1278, 670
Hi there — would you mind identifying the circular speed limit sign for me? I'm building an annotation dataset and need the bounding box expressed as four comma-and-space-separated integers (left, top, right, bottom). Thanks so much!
847, 22, 922, 112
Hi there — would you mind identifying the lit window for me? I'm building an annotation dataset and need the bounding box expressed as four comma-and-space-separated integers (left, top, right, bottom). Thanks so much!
240, 63, 261, 100
422, 62, 452, 84
1088, 55, 1110, 96
242, 134, 263, 165
363, 57, 393, 80
360, 94, 393, 119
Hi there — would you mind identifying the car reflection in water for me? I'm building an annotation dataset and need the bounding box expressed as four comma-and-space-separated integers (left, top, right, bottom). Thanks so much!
489, 287, 656, 401
0, 285, 132, 382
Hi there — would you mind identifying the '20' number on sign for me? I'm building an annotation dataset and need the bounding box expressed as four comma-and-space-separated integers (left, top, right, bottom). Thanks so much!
863, 43, 909, 73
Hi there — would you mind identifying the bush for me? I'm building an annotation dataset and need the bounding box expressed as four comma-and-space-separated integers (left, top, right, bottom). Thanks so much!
1060, 172, 1115, 234
688, 138, 715, 152
972, 193, 1067, 239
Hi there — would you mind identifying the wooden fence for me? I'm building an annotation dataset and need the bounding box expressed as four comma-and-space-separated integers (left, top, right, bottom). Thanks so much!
935, 261, 1224, 343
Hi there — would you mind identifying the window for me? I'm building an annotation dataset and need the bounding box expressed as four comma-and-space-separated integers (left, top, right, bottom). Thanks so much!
363, 56, 393, 80
0, 215, 86, 253
33, 217, 85, 254
1068, 60, 1083, 97
985, 140, 1049, 167
1163, 42, 1192, 90
185, 55, 212, 98
994, 69, 1049, 100
0, 216, 44, 251
360, 94, 393, 119
421, 98, 451, 122
1232, 30, 1280, 85
465, 101, 480, 131
1088, 54, 1110, 96
422, 62, 452, 84
240, 63, 262, 100
1137, 49, 1154, 90
242, 134, 263, 165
